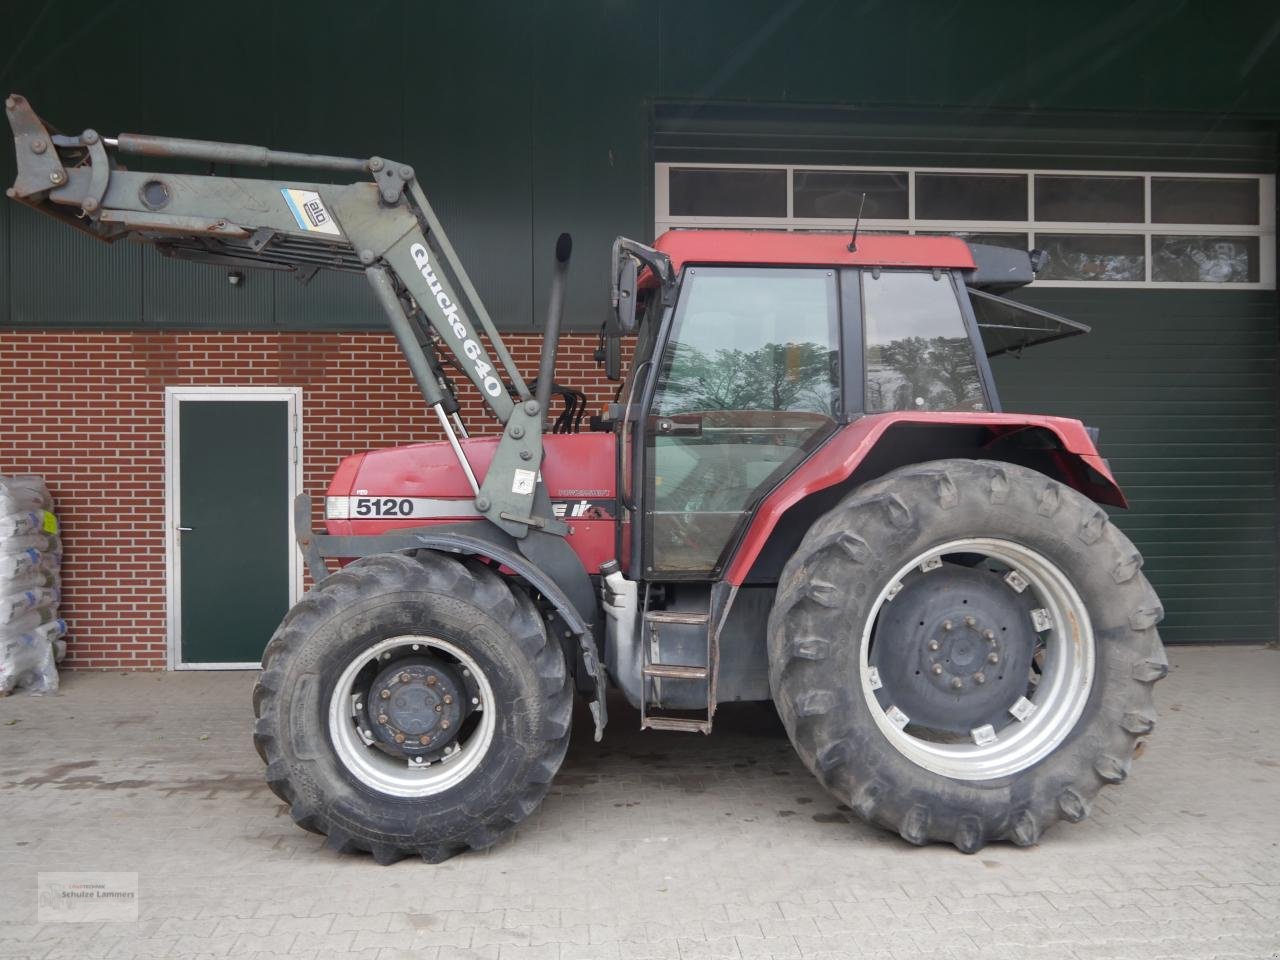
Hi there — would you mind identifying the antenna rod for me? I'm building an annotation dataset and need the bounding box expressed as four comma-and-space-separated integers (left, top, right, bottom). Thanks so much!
847, 192, 868, 252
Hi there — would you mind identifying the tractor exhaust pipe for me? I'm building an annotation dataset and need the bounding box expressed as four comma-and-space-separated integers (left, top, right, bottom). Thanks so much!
534, 233, 572, 426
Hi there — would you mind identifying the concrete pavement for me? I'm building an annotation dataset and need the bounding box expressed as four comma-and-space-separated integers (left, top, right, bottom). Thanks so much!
0, 645, 1277, 959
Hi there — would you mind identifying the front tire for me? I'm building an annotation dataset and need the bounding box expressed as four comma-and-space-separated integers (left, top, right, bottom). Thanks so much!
252, 552, 572, 864
768, 459, 1166, 852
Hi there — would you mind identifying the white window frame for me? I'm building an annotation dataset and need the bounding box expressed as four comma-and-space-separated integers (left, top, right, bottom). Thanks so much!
164, 386, 304, 670
655, 162, 1276, 290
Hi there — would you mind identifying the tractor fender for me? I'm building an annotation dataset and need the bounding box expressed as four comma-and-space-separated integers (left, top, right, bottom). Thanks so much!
295, 496, 607, 736
723, 412, 1126, 586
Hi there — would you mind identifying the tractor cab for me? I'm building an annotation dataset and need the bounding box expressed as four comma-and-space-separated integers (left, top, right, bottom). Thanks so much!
602, 230, 1097, 732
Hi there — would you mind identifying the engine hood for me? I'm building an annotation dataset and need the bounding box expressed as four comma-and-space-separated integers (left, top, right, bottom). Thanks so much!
331, 432, 615, 500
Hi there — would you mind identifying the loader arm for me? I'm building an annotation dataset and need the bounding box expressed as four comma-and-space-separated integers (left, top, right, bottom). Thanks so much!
4, 93, 559, 540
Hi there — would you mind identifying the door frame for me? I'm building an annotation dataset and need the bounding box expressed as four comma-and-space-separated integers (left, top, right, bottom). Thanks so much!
164, 386, 304, 670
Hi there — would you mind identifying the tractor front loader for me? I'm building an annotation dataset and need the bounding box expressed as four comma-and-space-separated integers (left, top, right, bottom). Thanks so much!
8, 95, 1166, 862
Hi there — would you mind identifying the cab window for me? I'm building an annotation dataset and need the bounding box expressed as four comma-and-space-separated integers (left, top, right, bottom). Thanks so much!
647, 267, 839, 574
863, 271, 986, 413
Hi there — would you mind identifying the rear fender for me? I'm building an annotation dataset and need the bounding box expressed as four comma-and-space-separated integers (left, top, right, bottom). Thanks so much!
295, 496, 607, 737
724, 412, 1126, 586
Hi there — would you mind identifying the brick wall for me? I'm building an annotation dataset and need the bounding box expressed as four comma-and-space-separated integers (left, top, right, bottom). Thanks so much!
0, 331, 627, 670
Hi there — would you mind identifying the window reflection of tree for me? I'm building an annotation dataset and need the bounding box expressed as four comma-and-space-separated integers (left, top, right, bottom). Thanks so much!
658, 341, 836, 419
868, 336, 983, 412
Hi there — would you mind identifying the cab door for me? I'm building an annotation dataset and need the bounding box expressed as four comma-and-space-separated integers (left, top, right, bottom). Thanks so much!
640, 266, 841, 577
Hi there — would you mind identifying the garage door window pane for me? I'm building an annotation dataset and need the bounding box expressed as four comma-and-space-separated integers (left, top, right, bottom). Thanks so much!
915, 173, 1027, 221
1035, 175, 1144, 222
1152, 236, 1260, 283
793, 170, 908, 219
668, 168, 787, 217
863, 271, 985, 413
1036, 234, 1145, 281
1151, 178, 1259, 225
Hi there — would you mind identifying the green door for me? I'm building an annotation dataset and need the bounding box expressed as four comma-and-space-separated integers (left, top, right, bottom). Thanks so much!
178, 399, 292, 665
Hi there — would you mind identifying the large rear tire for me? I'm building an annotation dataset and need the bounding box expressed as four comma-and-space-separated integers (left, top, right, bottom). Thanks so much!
252, 551, 572, 864
768, 459, 1166, 853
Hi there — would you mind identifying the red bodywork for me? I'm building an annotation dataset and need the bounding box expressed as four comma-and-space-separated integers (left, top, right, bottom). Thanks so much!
328, 231, 1120, 586
327, 433, 617, 573
328, 413, 1122, 584
653, 230, 977, 272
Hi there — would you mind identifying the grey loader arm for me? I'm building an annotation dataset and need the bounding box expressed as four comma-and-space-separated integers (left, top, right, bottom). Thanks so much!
4, 92, 559, 540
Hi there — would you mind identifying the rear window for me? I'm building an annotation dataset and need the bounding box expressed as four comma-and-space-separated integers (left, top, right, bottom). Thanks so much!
863, 271, 986, 413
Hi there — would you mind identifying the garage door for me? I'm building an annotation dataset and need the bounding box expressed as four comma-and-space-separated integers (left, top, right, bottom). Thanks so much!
994, 290, 1277, 644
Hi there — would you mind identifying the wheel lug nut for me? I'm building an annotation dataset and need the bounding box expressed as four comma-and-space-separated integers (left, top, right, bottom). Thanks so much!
379, 689, 391, 700
443, 695, 453, 704
988, 652, 1000, 664
942, 620, 953, 631
964, 616, 975, 627
377, 714, 388, 724
441, 720, 450, 730
398, 672, 410, 683
394, 733, 406, 744
974, 673, 986, 684
419, 734, 430, 745
983, 629, 994, 640
426, 675, 438, 686
951, 677, 963, 689
931, 664, 943, 675
927, 640, 940, 651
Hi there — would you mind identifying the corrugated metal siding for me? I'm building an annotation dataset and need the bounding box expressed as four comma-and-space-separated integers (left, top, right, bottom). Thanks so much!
5, 1, 1280, 333
143, 248, 273, 329
9, 203, 142, 326
994, 290, 1278, 644
403, 5, 534, 333
653, 103, 1279, 172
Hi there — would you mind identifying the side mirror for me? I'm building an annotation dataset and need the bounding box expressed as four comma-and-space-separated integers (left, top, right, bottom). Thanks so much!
614, 256, 639, 334
594, 319, 622, 381
604, 324, 621, 380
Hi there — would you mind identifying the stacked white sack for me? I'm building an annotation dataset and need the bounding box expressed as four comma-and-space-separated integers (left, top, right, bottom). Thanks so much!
0, 476, 65, 694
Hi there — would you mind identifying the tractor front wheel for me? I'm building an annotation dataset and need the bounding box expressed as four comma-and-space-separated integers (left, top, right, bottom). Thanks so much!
252, 552, 572, 864
768, 459, 1166, 852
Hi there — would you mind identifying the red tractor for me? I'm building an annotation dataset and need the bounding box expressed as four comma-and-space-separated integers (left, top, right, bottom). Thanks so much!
7, 96, 1166, 862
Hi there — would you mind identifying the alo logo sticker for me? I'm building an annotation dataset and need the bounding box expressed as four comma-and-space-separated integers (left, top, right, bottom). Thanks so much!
281, 188, 342, 236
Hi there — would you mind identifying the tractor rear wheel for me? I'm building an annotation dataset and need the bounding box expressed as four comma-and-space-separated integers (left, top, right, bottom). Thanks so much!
252, 551, 571, 864
768, 459, 1166, 853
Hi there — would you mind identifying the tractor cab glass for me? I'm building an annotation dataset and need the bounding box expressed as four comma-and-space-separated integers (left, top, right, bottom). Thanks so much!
645, 267, 839, 574
863, 270, 987, 413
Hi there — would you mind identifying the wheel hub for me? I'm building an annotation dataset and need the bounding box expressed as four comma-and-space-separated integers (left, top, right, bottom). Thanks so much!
871, 564, 1038, 734
366, 657, 467, 761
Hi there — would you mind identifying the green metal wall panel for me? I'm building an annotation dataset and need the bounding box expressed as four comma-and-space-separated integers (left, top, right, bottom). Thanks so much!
992, 290, 1279, 644
401, 3, 534, 332
9, 203, 141, 326
4, 1, 1280, 331
142, 248, 273, 329
274, 271, 382, 331
531, 0, 658, 333
655, 0, 1280, 114
653, 102, 1278, 173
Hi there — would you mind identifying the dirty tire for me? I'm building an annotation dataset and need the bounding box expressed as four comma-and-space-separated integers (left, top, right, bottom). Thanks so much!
252, 551, 571, 863
768, 459, 1165, 853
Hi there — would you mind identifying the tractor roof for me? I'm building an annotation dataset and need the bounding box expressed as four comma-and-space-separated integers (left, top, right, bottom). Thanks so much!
653, 229, 976, 272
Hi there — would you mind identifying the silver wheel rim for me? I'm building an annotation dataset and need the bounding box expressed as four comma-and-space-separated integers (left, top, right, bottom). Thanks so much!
859, 538, 1094, 781
327, 635, 497, 798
